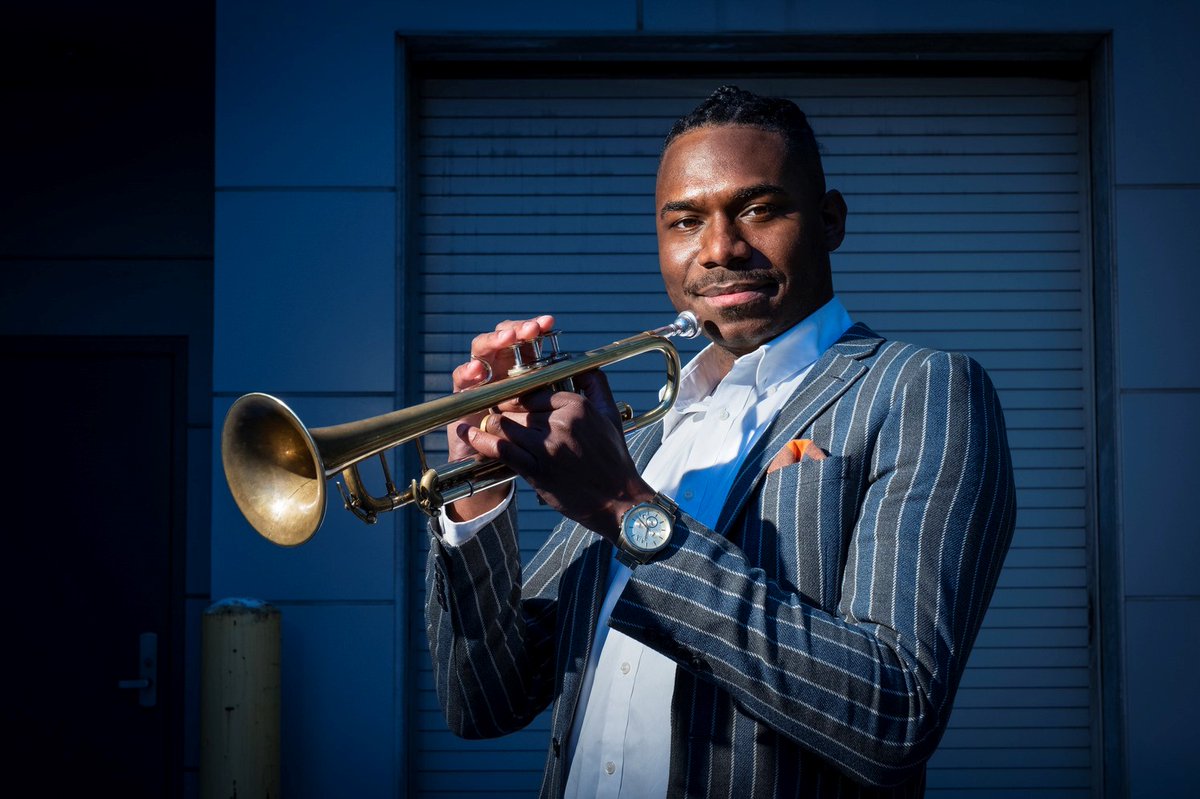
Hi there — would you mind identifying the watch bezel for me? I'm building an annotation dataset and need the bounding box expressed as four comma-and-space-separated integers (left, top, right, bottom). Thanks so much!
617, 497, 675, 564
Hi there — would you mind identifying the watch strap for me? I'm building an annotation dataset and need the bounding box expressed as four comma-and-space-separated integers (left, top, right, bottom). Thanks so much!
614, 545, 642, 569
651, 491, 679, 517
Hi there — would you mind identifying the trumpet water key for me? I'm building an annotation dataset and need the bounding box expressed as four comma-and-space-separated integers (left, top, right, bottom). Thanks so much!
221, 312, 701, 546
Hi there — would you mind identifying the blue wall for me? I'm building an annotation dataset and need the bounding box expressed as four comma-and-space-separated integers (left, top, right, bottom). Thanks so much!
214, 2, 1200, 797
2, 3, 213, 794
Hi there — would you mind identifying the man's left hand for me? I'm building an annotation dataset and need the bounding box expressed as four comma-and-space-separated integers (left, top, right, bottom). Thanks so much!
456, 369, 656, 542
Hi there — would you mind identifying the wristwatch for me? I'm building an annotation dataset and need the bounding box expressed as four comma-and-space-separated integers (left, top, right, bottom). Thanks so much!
615, 493, 677, 567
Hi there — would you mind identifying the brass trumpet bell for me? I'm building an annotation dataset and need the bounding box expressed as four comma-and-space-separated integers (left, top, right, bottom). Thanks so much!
222, 312, 700, 546
221, 393, 330, 546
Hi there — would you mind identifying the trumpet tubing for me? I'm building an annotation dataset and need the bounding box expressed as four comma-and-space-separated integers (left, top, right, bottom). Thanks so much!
221, 312, 700, 546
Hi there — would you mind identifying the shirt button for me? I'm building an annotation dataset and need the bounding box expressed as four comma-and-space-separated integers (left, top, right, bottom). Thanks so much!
683, 489, 694, 500
719, 408, 730, 421
605, 761, 616, 775
619, 661, 631, 675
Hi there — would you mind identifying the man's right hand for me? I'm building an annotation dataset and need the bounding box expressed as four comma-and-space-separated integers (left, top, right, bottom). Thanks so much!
443, 315, 556, 522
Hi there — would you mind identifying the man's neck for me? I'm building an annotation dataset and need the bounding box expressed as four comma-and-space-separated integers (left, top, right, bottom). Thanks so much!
708, 345, 740, 382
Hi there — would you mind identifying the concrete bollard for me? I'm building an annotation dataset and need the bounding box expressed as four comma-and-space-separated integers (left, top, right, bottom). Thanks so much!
201, 598, 281, 799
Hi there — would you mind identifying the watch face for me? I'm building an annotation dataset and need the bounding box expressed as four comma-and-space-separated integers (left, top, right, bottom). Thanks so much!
626, 505, 671, 551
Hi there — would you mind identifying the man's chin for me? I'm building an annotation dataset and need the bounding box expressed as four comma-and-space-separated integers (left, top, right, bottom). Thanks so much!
707, 316, 782, 355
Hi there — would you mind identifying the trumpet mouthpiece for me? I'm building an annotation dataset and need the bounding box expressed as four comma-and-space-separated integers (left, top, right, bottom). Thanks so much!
658, 311, 700, 340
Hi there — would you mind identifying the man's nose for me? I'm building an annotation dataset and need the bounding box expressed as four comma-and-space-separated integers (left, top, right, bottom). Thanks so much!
698, 216, 751, 267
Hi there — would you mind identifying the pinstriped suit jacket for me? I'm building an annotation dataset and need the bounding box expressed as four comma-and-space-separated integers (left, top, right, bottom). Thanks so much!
426, 323, 1017, 798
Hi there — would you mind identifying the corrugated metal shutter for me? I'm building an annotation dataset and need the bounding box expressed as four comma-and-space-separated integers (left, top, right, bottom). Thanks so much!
410, 76, 1092, 798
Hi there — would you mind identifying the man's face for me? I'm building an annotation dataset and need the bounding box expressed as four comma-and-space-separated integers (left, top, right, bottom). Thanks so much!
655, 124, 845, 358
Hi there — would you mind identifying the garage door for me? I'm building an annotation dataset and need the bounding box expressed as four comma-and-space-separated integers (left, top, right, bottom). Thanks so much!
411, 75, 1093, 798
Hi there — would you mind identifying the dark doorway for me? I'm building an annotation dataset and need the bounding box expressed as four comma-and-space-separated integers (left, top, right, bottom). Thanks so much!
1, 335, 186, 796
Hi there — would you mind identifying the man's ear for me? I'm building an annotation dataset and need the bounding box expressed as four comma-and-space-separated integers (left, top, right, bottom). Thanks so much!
820, 189, 847, 252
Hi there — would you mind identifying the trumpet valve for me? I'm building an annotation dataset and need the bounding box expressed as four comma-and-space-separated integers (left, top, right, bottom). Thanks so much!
507, 330, 568, 377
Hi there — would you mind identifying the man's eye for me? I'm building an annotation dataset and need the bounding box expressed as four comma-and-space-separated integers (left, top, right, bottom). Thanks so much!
742, 204, 777, 220
670, 217, 701, 231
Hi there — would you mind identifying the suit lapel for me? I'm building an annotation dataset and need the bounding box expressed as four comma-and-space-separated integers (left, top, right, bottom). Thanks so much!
714, 324, 882, 535
626, 420, 665, 472
549, 520, 606, 724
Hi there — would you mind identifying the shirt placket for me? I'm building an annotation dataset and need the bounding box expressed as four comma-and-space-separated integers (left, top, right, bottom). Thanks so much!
595, 636, 643, 798
681, 381, 753, 524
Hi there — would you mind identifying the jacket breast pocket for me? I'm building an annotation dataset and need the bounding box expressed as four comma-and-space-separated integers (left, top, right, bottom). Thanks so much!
737, 455, 862, 610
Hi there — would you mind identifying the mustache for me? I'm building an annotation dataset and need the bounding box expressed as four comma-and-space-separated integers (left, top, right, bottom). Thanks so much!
684, 268, 781, 295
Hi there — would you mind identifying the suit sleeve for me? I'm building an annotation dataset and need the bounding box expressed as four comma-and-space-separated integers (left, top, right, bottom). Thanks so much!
425, 498, 566, 739
607, 350, 1017, 787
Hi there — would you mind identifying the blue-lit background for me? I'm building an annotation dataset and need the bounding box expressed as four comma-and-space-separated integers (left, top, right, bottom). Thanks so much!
2, 2, 1197, 797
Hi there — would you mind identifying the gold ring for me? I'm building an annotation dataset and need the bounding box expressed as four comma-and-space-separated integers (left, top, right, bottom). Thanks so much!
478, 413, 493, 433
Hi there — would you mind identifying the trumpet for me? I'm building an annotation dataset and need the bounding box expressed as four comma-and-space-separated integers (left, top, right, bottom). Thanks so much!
221, 312, 700, 546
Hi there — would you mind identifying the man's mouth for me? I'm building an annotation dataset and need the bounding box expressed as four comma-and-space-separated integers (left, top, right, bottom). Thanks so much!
695, 281, 774, 308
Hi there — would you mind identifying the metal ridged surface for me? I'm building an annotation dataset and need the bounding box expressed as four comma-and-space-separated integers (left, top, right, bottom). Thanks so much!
411, 76, 1092, 798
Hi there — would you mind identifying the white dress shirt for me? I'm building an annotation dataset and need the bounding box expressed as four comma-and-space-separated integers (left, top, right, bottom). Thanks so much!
440, 298, 853, 798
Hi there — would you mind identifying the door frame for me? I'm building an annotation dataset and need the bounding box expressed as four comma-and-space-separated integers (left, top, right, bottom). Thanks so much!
1, 333, 189, 793
394, 32, 1122, 797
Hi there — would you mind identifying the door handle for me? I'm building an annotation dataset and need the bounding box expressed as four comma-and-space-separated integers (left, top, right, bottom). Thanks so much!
117, 632, 157, 708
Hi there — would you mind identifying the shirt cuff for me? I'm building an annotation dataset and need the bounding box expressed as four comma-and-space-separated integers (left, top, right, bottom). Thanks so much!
436, 484, 515, 547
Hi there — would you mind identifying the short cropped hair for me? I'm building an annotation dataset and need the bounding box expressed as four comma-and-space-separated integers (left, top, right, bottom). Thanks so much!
663, 85, 826, 195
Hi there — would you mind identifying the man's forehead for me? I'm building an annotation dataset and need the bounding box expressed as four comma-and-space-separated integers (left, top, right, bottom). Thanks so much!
660, 124, 788, 166
656, 125, 794, 202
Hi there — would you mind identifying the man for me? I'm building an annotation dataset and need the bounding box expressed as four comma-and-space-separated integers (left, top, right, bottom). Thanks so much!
425, 85, 1016, 798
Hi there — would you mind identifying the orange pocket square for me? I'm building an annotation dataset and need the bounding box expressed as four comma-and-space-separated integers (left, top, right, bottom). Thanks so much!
767, 438, 828, 474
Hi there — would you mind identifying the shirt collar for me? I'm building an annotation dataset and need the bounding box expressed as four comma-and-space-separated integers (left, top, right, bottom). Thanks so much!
670, 295, 854, 412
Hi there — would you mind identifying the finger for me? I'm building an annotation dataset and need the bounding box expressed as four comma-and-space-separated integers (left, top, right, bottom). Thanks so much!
490, 413, 564, 458
451, 359, 492, 392
491, 387, 558, 415
470, 326, 517, 359
494, 311, 554, 333
496, 315, 555, 334
471, 412, 560, 467
458, 423, 538, 474
494, 389, 586, 414
468, 318, 558, 380
478, 410, 550, 435
572, 370, 621, 428
466, 328, 521, 384
477, 316, 556, 352
496, 389, 605, 433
